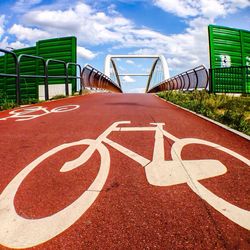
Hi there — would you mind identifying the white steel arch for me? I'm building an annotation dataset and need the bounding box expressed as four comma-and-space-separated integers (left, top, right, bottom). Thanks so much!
104, 54, 169, 92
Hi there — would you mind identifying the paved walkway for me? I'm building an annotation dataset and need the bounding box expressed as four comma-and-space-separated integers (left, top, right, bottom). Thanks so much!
0, 93, 249, 249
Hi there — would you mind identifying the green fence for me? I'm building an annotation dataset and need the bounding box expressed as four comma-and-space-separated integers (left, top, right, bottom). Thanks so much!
210, 66, 250, 93
0, 36, 77, 103
0, 49, 30, 101
37, 37, 77, 99
208, 25, 250, 93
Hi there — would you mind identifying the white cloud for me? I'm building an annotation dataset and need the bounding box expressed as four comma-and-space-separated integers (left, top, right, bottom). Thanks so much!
23, 2, 131, 45
13, 0, 42, 13
200, 0, 226, 19
10, 1, 210, 74
123, 75, 136, 83
126, 59, 135, 64
0, 36, 29, 50
2, 0, 249, 78
0, 15, 5, 38
154, 0, 250, 19
77, 46, 97, 60
153, 0, 199, 17
0, 36, 9, 49
8, 24, 50, 42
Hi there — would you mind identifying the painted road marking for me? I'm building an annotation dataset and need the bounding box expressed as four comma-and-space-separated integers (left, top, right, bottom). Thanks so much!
0, 105, 80, 121
0, 121, 249, 249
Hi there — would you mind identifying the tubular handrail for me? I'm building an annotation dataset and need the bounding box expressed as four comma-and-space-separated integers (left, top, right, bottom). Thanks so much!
0, 49, 19, 103
81, 64, 122, 93
18, 54, 46, 100
45, 59, 67, 100
147, 65, 208, 93
0, 49, 80, 103
66, 62, 82, 96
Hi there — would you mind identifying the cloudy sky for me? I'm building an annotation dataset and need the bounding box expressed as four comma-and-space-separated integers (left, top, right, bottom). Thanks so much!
0, 0, 249, 92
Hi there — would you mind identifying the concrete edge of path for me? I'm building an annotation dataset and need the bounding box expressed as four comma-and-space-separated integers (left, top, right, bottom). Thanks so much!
155, 94, 250, 141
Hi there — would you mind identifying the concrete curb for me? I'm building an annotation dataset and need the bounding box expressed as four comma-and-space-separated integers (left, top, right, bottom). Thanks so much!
155, 94, 250, 141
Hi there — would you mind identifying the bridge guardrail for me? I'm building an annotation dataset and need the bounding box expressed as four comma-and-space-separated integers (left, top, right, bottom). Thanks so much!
81, 64, 122, 93
147, 65, 208, 93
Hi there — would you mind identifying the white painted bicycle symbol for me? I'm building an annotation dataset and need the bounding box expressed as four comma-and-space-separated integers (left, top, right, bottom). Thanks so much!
0, 105, 80, 121
0, 121, 249, 248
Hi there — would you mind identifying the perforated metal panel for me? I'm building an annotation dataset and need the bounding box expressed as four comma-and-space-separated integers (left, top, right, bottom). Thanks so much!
208, 25, 250, 93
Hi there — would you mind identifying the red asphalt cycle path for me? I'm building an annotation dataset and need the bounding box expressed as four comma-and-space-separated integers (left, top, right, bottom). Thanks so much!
0, 93, 249, 249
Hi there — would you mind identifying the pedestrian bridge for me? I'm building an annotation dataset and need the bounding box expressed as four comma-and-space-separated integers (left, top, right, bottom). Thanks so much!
104, 54, 169, 93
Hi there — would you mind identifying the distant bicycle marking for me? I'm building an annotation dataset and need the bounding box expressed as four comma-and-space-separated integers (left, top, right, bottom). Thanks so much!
0, 105, 80, 121
0, 121, 249, 249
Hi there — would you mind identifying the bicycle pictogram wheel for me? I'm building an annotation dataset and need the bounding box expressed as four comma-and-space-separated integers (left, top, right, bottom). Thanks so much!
0, 139, 110, 249
172, 138, 250, 230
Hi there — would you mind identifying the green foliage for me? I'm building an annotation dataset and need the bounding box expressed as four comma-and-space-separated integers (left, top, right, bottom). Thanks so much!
158, 90, 250, 136
0, 90, 42, 111
50, 94, 66, 100
0, 90, 17, 111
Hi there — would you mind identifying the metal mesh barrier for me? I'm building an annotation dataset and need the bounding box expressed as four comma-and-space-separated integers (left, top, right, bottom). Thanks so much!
210, 66, 250, 94
147, 65, 208, 93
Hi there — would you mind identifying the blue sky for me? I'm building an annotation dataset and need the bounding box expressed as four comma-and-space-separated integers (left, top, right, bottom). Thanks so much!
0, 0, 250, 92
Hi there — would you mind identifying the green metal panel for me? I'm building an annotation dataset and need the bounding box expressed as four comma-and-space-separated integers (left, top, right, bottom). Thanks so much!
208, 25, 250, 93
242, 31, 250, 92
0, 55, 5, 103
0, 36, 77, 103
37, 37, 77, 93
0, 47, 38, 102
13, 47, 37, 102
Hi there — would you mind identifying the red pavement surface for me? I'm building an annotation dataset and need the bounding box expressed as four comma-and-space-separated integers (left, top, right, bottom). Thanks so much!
0, 93, 249, 249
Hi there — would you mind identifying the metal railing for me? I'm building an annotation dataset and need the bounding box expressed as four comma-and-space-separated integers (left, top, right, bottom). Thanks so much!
81, 64, 122, 93
0, 49, 19, 103
147, 65, 208, 93
209, 66, 250, 94
1, 49, 122, 105
0, 49, 80, 104
66, 62, 82, 96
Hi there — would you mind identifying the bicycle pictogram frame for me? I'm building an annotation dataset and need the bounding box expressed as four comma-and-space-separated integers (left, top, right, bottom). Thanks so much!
0, 121, 249, 248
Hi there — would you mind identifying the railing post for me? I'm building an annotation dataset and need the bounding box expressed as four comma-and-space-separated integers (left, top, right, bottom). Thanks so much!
193, 68, 199, 90
88, 68, 94, 90
80, 67, 87, 91
204, 67, 209, 90
65, 66, 69, 96
243, 66, 247, 94
180, 74, 185, 90
209, 68, 213, 93
45, 60, 49, 100
45, 59, 67, 99
16, 56, 21, 105
186, 72, 191, 91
